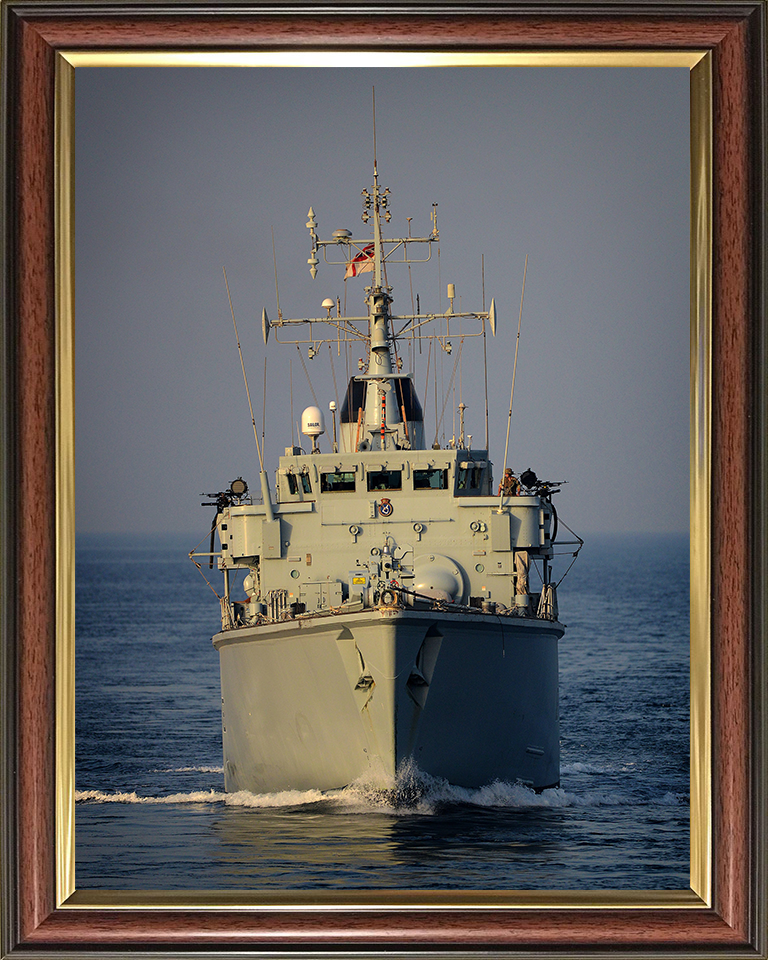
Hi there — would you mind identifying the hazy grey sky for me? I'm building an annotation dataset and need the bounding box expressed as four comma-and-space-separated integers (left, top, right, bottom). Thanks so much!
75, 66, 689, 536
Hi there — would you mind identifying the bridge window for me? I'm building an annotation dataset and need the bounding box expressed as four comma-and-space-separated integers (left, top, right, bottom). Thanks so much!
285, 471, 312, 496
413, 468, 448, 490
339, 379, 367, 423
339, 376, 424, 423
367, 469, 402, 491
457, 465, 484, 492
321, 471, 356, 492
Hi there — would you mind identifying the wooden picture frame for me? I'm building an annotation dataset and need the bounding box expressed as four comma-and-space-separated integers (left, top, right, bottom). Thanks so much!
2, 2, 765, 955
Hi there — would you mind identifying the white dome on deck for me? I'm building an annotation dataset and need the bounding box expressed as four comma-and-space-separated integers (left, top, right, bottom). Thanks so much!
301, 406, 325, 437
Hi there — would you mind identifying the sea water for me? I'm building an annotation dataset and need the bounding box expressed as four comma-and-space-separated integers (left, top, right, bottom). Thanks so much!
75, 532, 689, 890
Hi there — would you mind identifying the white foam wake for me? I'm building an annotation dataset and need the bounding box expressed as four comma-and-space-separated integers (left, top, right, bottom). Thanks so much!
151, 766, 225, 774
76, 787, 329, 807
76, 759, 687, 812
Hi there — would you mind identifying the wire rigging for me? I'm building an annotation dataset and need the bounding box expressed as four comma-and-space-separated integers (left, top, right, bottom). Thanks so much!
328, 342, 340, 411
422, 338, 432, 426
296, 342, 319, 407
433, 337, 464, 446
501, 255, 528, 489
223, 266, 264, 472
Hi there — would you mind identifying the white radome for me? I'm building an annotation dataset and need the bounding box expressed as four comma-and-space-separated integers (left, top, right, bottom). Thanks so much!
301, 405, 325, 437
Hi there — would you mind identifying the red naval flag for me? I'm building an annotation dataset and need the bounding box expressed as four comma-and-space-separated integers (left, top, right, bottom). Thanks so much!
344, 243, 375, 279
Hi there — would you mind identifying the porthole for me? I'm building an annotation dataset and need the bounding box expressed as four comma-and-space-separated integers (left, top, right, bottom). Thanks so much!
290, 569, 300, 579
475, 563, 485, 573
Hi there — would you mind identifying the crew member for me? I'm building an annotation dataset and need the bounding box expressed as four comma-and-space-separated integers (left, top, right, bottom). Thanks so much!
498, 467, 519, 496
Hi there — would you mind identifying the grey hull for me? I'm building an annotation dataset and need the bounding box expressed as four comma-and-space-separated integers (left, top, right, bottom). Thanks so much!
214, 608, 563, 793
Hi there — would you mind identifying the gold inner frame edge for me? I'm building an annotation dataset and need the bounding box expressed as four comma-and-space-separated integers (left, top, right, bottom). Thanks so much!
55, 48, 712, 911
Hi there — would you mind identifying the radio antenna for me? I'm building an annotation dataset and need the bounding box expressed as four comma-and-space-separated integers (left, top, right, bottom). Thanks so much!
290, 357, 295, 446
500, 254, 528, 501
262, 355, 267, 458
372, 86, 377, 172
271, 226, 282, 321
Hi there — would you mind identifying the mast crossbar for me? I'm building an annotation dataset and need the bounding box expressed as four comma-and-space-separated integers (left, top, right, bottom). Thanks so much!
318, 236, 435, 267
395, 312, 490, 337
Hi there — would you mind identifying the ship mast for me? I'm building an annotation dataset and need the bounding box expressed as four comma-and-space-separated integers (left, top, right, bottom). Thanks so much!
362, 159, 398, 448
261, 155, 497, 453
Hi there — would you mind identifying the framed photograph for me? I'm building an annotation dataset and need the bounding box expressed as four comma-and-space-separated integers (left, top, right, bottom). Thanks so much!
2, 2, 765, 956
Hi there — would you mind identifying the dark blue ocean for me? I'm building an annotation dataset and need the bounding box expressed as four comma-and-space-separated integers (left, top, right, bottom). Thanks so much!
75, 532, 689, 890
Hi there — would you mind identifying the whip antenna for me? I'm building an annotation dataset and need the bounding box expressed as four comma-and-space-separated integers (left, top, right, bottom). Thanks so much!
290, 358, 295, 446
271, 226, 282, 321
262, 355, 267, 456
372, 86, 377, 172
500, 255, 528, 504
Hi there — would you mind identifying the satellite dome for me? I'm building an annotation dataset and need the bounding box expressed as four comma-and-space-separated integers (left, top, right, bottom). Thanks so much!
301, 406, 325, 437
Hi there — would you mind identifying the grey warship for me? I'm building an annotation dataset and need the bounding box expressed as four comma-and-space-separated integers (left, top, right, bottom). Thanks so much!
191, 156, 580, 795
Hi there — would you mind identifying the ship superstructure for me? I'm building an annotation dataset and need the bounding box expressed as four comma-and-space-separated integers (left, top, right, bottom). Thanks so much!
191, 156, 580, 794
